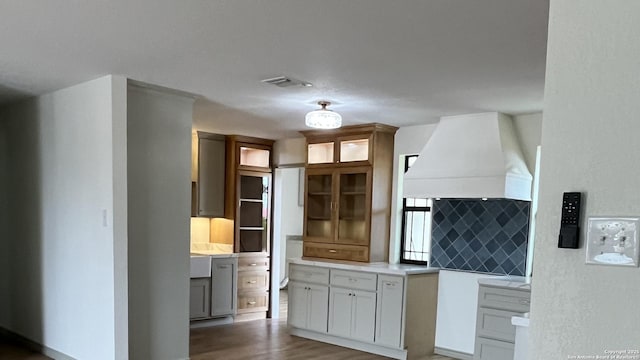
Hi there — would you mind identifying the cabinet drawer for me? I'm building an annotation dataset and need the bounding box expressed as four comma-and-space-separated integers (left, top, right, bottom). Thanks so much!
237, 271, 269, 291
290, 264, 330, 285
478, 286, 530, 313
303, 242, 369, 262
237, 291, 269, 313
238, 255, 269, 271
330, 269, 377, 291
476, 307, 521, 343
474, 337, 514, 360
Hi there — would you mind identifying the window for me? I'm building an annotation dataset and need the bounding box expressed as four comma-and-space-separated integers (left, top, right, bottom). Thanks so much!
400, 155, 433, 265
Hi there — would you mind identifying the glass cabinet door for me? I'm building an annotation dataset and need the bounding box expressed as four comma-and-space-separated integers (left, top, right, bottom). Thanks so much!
307, 142, 335, 165
337, 169, 371, 245
239, 146, 270, 169
339, 138, 370, 163
304, 170, 335, 242
237, 173, 270, 252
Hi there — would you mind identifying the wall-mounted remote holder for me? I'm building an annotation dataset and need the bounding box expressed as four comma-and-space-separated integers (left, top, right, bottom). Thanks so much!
558, 192, 582, 248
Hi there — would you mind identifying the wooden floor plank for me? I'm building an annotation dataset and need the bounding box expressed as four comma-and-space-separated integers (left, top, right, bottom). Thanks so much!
190, 317, 456, 360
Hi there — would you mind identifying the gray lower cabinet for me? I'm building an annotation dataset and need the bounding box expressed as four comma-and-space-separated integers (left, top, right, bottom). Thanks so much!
474, 285, 531, 360
211, 257, 237, 317
190, 278, 211, 320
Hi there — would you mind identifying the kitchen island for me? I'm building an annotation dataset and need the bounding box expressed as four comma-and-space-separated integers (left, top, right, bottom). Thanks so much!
287, 258, 439, 360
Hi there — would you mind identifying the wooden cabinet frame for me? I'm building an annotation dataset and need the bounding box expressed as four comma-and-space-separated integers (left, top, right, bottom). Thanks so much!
301, 123, 397, 262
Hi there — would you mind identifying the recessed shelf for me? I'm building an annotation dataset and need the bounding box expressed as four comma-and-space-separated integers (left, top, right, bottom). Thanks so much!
307, 216, 331, 221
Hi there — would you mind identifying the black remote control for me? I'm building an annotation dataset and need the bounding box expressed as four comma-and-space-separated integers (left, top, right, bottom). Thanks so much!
558, 192, 581, 248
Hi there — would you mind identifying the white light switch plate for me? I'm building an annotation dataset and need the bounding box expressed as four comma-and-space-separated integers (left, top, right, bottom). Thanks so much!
586, 217, 640, 267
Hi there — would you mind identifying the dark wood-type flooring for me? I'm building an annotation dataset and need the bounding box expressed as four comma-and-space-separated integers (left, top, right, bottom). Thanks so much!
1, 290, 455, 360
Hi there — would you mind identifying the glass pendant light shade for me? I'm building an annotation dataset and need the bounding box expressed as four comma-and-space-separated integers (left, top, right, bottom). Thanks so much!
305, 101, 342, 129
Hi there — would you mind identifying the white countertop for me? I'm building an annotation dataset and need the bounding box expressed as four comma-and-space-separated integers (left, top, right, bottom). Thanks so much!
512, 312, 530, 327
190, 252, 238, 258
478, 276, 531, 291
290, 258, 439, 275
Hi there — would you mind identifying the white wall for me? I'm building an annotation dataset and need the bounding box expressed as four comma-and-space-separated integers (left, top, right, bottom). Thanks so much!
274, 168, 304, 285
512, 113, 543, 175
127, 83, 193, 360
531, 1, 640, 358
389, 124, 438, 263
273, 137, 306, 166
0, 115, 8, 327
434, 270, 502, 354
0, 76, 127, 360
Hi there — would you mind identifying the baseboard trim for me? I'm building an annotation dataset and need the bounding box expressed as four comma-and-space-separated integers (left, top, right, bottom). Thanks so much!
289, 327, 407, 360
189, 316, 234, 329
434, 346, 473, 360
0, 327, 76, 360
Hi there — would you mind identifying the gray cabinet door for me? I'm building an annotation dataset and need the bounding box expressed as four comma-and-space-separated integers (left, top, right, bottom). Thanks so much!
351, 290, 376, 343
190, 278, 211, 320
197, 133, 225, 217
328, 287, 353, 338
307, 284, 329, 333
288, 282, 309, 329
375, 275, 404, 348
211, 257, 237, 317
474, 337, 515, 360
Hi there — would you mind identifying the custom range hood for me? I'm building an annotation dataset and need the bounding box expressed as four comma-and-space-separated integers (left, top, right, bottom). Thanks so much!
404, 112, 532, 200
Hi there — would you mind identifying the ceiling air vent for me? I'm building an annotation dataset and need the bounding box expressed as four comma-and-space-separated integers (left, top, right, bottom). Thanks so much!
261, 76, 312, 88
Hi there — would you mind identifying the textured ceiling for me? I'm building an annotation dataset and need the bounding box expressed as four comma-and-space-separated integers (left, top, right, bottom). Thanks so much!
0, 0, 549, 139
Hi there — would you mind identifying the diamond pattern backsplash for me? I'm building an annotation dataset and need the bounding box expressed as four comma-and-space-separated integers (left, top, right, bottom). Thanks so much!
430, 199, 531, 276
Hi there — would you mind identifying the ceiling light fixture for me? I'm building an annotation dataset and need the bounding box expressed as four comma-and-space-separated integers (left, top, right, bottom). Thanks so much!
305, 101, 342, 129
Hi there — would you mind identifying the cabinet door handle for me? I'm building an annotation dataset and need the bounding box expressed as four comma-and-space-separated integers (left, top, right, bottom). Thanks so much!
328, 249, 337, 253
247, 280, 257, 284
385, 282, 395, 287
247, 301, 256, 305
249, 263, 257, 266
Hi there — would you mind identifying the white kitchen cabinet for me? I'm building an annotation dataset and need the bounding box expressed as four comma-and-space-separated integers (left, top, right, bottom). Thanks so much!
375, 275, 404, 348
328, 269, 377, 343
190, 278, 211, 320
211, 257, 237, 317
328, 287, 376, 343
328, 287, 353, 337
289, 281, 329, 333
474, 283, 531, 360
288, 265, 330, 332
350, 289, 376, 342
288, 261, 438, 360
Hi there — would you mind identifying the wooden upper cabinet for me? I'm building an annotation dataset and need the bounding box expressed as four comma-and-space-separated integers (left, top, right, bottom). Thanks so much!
224, 135, 275, 255
301, 123, 398, 263
302, 124, 395, 167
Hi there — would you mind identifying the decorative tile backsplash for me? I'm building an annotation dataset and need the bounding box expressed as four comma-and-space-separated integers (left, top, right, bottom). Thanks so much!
430, 199, 531, 276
